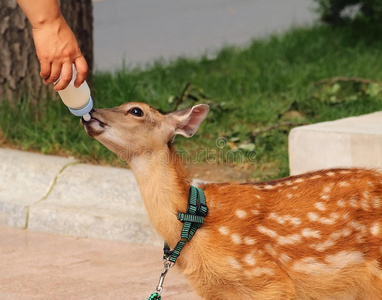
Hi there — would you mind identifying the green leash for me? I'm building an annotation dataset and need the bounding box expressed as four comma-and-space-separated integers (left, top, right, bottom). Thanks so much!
147, 186, 208, 299
147, 293, 161, 300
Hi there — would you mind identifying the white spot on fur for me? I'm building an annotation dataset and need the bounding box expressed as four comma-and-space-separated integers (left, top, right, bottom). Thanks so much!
269, 213, 301, 226
350, 221, 366, 243
231, 233, 242, 244
312, 240, 335, 252
268, 213, 301, 226
320, 213, 339, 225
265, 244, 277, 257
294, 251, 364, 274
244, 253, 256, 266
321, 217, 337, 226
350, 221, 366, 232
326, 171, 335, 176
235, 209, 247, 219
370, 222, 380, 236
308, 212, 339, 225
287, 193, 293, 199
255, 194, 261, 199
285, 181, 293, 186
356, 235, 364, 244
208, 199, 215, 208
293, 257, 330, 273
315, 202, 326, 211
310, 231, 343, 252
308, 212, 319, 222
337, 199, 346, 207
310, 175, 322, 180
243, 237, 256, 245
290, 217, 302, 227
325, 251, 365, 269
252, 267, 275, 276
218, 226, 229, 236
257, 226, 277, 238
227, 257, 242, 270
349, 197, 358, 208
292, 186, 298, 190
252, 210, 260, 215
323, 183, 334, 193
294, 178, 304, 183
302, 228, 321, 239
373, 197, 381, 209
342, 228, 352, 237
339, 170, 351, 174
279, 253, 292, 264
321, 194, 329, 201
278, 234, 302, 245
268, 212, 283, 224
332, 229, 349, 240
363, 191, 370, 199
264, 185, 275, 190
338, 181, 350, 187
361, 198, 370, 211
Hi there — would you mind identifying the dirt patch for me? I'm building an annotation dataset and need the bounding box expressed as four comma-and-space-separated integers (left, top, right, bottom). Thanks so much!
0, 131, 17, 150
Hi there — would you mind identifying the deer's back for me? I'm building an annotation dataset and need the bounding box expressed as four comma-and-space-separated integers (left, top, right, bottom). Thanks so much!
185, 168, 382, 299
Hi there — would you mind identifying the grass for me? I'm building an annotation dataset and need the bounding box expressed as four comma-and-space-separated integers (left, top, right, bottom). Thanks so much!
1, 19, 381, 180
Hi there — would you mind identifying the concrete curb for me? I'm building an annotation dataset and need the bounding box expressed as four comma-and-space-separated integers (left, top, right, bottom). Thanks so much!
289, 111, 382, 175
0, 149, 160, 245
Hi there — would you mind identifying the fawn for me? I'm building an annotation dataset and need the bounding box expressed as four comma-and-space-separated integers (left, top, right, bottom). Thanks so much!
82, 102, 382, 300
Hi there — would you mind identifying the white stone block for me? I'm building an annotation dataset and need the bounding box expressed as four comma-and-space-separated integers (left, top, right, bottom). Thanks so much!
289, 111, 382, 175
0, 149, 77, 228
28, 163, 161, 245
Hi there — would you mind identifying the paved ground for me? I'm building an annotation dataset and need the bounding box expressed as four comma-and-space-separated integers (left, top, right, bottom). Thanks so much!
0, 227, 200, 300
93, 0, 317, 70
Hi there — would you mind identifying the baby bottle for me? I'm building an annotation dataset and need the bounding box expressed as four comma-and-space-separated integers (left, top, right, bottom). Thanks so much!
57, 65, 93, 121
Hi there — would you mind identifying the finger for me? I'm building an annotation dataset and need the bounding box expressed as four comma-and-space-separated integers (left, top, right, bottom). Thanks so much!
73, 56, 88, 87
53, 62, 73, 91
39, 58, 51, 81
44, 62, 62, 85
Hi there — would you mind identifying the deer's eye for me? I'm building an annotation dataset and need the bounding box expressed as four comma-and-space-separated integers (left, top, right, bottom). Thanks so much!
129, 107, 144, 117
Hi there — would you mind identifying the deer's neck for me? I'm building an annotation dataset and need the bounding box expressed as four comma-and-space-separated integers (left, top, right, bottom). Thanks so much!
129, 145, 191, 248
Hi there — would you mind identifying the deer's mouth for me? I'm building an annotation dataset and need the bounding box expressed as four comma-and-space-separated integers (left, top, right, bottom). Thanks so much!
81, 114, 109, 137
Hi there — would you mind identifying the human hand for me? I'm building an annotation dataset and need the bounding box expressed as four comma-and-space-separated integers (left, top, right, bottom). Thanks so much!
32, 16, 88, 91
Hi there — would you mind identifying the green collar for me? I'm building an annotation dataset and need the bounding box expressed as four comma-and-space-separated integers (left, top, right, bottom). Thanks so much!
148, 186, 208, 299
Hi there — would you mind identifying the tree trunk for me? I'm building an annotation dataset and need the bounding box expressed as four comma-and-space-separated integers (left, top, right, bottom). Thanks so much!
60, 0, 93, 87
0, 0, 93, 104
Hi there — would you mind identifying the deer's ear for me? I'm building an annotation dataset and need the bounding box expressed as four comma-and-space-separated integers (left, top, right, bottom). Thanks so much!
167, 104, 210, 138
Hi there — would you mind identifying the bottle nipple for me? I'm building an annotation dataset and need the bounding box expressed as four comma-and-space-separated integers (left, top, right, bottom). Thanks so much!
83, 113, 91, 122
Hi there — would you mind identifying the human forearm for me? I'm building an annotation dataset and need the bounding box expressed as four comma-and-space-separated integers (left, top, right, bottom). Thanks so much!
15, 0, 62, 29
15, 0, 88, 90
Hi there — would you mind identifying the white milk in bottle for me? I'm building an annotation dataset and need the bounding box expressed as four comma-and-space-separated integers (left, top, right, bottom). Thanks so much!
57, 65, 93, 121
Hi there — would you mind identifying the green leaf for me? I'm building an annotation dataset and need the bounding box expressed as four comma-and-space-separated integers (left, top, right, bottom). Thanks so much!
366, 83, 382, 97
329, 83, 341, 95
229, 136, 241, 143
238, 143, 256, 151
